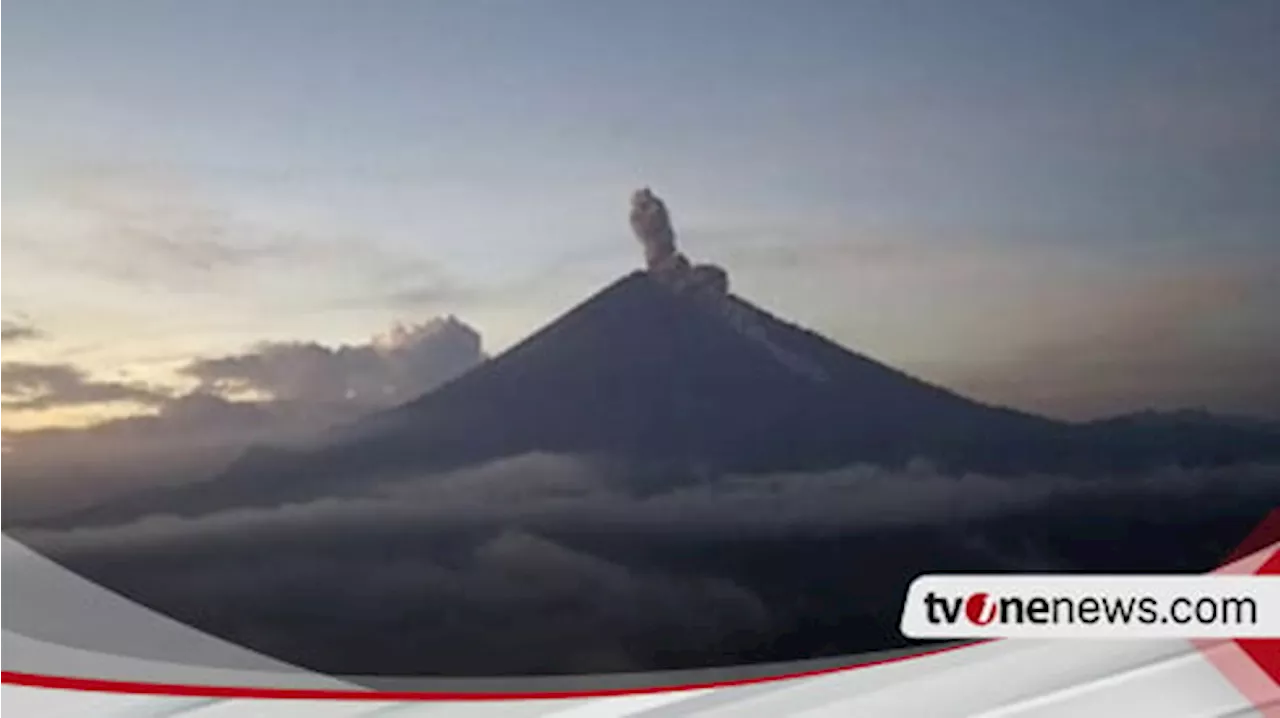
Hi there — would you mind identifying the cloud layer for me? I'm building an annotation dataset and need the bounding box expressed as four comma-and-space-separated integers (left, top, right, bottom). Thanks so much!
29, 453, 1279, 556
19, 454, 1278, 674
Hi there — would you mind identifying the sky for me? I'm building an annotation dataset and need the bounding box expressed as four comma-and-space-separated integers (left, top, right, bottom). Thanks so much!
4, 0, 1280, 432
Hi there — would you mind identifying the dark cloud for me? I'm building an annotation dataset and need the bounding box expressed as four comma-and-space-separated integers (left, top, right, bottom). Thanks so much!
19, 453, 1277, 674
29, 454, 1279, 554
1, 319, 45, 344
1, 362, 171, 411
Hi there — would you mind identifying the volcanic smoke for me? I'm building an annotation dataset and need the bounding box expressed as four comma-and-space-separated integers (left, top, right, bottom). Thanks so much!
628, 188, 825, 381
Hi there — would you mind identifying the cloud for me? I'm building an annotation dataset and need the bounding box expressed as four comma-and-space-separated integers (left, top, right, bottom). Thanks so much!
1, 362, 171, 411
1, 318, 45, 344
17, 453, 1277, 674
29, 454, 1278, 553
2, 317, 486, 523
179, 316, 483, 406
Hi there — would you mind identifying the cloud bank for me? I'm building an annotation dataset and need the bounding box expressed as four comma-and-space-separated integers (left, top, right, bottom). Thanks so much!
2, 317, 485, 522
19, 454, 1278, 674
27, 453, 1279, 556
181, 316, 481, 406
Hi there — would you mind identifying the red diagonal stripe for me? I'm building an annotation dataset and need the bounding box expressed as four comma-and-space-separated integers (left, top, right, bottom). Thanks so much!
1225, 510, 1280, 565
1201, 509, 1280, 713
1235, 548, 1280, 686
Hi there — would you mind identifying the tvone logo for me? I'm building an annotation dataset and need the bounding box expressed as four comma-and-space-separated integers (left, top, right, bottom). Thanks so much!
964, 592, 997, 625
923, 590, 999, 626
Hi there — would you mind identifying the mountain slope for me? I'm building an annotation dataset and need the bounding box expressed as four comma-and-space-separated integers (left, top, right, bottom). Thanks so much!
216, 271, 1063, 496
375, 272, 1052, 465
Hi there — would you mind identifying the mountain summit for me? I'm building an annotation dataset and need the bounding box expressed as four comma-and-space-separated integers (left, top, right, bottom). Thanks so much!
168, 191, 1056, 502
41, 190, 1280, 527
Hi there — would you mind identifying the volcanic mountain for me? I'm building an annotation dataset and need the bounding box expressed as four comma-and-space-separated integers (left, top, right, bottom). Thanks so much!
307, 271, 1056, 475
44, 265, 1279, 529
34, 190, 1280, 527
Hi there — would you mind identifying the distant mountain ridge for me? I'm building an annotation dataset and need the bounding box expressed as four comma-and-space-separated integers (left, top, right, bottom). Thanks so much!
1091, 408, 1280, 431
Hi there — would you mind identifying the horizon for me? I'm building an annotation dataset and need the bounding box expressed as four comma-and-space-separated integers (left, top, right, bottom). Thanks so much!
5, 0, 1280, 443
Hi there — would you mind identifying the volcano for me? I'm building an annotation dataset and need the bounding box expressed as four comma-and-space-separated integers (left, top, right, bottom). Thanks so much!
40, 191, 1280, 528
48, 270, 1279, 530
329, 270, 1060, 473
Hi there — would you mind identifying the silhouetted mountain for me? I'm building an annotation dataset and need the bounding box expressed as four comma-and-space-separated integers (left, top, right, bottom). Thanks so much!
33, 271, 1280, 529
349, 271, 1060, 470
1091, 408, 1280, 432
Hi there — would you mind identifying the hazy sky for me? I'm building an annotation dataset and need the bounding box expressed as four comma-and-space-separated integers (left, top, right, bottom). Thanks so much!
4, 0, 1279, 427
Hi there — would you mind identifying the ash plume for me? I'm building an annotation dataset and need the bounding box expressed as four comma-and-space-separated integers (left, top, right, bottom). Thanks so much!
629, 187, 678, 270
629, 187, 728, 295
629, 188, 824, 380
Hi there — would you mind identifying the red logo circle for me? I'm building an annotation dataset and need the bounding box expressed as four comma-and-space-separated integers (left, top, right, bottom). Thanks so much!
965, 592, 996, 625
